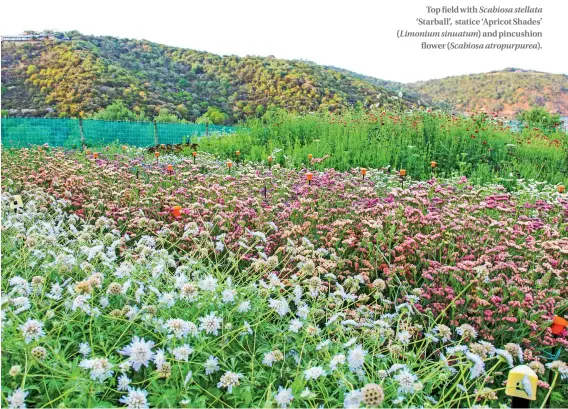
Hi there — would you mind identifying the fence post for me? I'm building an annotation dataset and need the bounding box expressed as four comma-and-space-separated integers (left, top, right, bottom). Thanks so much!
153, 121, 158, 146
79, 117, 86, 150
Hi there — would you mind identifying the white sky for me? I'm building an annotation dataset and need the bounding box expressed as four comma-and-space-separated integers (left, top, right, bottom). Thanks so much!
1, 0, 566, 83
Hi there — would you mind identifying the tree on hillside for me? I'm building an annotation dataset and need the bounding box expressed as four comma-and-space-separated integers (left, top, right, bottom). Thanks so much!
197, 106, 229, 125
154, 108, 181, 123
90, 101, 142, 121
517, 107, 561, 132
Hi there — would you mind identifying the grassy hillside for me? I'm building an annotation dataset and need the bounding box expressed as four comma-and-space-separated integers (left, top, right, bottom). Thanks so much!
409, 68, 568, 116
0, 32, 418, 122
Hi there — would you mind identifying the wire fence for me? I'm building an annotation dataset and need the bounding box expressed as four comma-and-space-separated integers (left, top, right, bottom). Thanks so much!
1, 118, 238, 149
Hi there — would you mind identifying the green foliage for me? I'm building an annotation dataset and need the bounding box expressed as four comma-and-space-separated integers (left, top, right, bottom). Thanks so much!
90, 101, 141, 121
198, 109, 568, 186
517, 107, 562, 132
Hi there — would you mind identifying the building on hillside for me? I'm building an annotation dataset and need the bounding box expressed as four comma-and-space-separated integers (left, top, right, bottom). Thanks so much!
1, 33, 69, 43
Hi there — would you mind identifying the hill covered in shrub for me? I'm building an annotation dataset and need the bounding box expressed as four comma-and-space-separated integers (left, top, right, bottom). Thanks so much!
408, 69, 568, 116
1, 32, 419, 122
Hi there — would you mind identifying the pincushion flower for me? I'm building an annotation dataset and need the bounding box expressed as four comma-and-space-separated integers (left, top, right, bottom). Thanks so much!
304, 366, 326, 380
221, 288, 237, 303
19, 318, 45, 344
495, 349, 515, 367
465, 351, 485, 379
9, 276, 30, 295
394, 368, 419, 394
263, 351, 277, 367
198, 312, 222, 335
179, 283, 198, 301
546, 361, 568, 379
456, 324, 478, 340
198, 275, 218, 292
347, 344, 367, 372
117, 374, 132, 391
119, 388, 149, 409
164, 318, 196, 339
78, 342, 91, 356
269, 298, 290, 316
343, 389, 364, 409
289, 318, 303, 333
237, 301, 251, 312
397, 330, 411, 344
274, 387, 294, 408
203, 355, 220, 375
119, 336, 156, 371
505, 343, 524, 363
3, 145, 568, 408
79, 357, 114, 382
330, 354, 346, 371
217, 371, 242, 393
7, 388, 28, 409
172, 344, 194, 361
296, 304, 310, 319
9, 365, 22, 377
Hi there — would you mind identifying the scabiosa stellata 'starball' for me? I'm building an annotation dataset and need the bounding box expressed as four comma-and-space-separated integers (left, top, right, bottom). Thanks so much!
110, 309, 123, 318
9, 365, 22, 377
529, 360, 545, 375
157, 362, 172, 378
107, 282, 122, 295
31, 346, 47, 360
31, 276, 45, 288
362, 383, 384, 407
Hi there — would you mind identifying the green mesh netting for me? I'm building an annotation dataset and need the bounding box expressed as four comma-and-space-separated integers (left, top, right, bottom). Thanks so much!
1, 118, 82, 148
82, 120, 155, 147
1, 118, 237, 148
157, 123, 205, 145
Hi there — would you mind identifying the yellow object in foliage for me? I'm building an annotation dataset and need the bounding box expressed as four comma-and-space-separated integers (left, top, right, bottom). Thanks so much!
505, 365, 537, 401
10, 195, 23, 213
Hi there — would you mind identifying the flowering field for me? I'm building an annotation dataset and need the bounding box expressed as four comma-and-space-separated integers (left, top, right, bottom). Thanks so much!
1, 146, 568, 408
